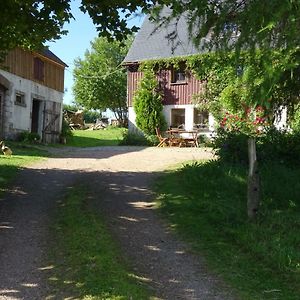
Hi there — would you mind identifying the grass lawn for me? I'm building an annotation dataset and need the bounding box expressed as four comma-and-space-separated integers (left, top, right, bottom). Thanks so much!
65, 127, 126, 147
49, 185, 151, 300
0, 143, 48, 195
155, 160, 300, 300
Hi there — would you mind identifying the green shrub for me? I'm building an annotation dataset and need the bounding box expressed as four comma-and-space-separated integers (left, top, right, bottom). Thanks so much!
213, 127, 300, 166
133, 69, 166, 135
213, 128, 248, 164
61, 118, 73, 138
258, 127, 300, 166
120, 130, 158, 146
18, 131, 41, 143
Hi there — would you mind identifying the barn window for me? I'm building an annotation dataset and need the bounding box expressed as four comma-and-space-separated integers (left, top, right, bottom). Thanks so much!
34, 57, 44, 81
15, 92, 26, 107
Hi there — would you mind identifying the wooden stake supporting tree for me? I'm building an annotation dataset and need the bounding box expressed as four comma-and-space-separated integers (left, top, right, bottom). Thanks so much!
220, 106, 268, 220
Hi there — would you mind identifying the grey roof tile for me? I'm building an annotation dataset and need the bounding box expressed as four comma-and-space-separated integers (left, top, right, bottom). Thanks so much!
123, 7, 204, 63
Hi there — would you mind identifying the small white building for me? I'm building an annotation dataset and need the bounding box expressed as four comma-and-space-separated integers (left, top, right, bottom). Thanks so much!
0, 48, 67, 143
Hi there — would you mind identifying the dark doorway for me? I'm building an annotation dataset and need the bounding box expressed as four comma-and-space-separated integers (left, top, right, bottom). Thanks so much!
31, 99, 40, 133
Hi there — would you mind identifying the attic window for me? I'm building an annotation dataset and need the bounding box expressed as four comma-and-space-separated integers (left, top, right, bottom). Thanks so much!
34, 57, 44, 81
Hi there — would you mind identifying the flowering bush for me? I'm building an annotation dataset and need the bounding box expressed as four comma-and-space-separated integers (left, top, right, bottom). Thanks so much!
220, 105, 269, 136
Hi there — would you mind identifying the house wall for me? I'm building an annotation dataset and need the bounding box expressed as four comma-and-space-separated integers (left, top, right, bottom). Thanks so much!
3, 48, 65, 92
127, 68, 205, 107
0, 69, 63, 141
127, 66, 214, 135
128, 104, 215, 136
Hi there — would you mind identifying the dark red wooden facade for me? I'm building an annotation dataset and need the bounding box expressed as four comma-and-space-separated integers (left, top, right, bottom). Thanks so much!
127, 66, 205, 107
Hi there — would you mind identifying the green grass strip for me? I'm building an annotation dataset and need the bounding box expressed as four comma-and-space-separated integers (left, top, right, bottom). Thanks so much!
0, 143, 47, 195
50, 185, 151, 300
155, 160, 300, 300
65, 127, 126, 147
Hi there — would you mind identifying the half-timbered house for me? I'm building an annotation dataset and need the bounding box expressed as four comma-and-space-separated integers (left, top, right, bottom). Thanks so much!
0, 48, 67, 143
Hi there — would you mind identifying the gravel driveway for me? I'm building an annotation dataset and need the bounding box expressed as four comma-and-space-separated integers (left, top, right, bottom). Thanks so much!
0, 146, 237, 300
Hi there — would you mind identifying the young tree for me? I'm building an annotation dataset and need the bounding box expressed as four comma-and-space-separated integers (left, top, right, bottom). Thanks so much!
73, 37, 131, 126
133, 69, 166, 135
191, 48, 300, 219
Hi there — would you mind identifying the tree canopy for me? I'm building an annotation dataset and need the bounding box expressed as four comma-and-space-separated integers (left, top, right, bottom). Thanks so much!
2, 1, 299, 59
73, 37, 131, 125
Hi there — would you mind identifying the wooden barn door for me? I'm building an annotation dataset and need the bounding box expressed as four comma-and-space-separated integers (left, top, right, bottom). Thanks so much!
43, 101, 61, 143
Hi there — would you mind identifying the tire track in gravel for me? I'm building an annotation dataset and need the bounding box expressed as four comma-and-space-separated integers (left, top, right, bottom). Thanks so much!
0, 146, 237, 300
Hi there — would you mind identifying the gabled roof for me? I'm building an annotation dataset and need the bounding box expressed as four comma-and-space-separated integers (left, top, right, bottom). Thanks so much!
123, 7, 204, 64
39, 48, 68, 67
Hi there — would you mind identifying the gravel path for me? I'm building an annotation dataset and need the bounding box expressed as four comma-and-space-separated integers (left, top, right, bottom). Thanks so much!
0, 146, 237, 300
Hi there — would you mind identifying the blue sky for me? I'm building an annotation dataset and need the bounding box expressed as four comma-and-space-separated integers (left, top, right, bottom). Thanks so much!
46, 0, 144, 105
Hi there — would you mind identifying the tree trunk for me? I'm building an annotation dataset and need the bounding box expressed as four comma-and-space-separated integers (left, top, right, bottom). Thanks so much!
247, 137, 260, 220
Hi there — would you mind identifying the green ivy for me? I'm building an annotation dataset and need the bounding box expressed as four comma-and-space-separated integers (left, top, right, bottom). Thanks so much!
139, 48, 300, 134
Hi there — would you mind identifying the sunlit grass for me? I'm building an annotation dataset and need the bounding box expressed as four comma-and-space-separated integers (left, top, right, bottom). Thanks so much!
0, 143, 48, 194
65, 127, 126, 147
49, 185, 151, 299
155, 160, 300, 300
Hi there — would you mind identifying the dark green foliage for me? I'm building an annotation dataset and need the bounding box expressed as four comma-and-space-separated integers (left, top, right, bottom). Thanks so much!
60, 118, 73, 138
133, 69, 166, 135
17, 131, 41, 143
120, 130, 158, 146
155, 160, 300, 299
213, 127, 300, 166
82, 110, 102, 123
213, 128, 248, 164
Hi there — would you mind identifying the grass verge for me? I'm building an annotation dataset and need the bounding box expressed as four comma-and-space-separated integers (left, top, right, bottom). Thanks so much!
154, 160, 299, 300
0, 142, 48, 195
49, 185, 151, 300
65, 127, 126, 147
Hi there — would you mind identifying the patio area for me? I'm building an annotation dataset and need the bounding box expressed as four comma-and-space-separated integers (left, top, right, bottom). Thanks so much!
156, 128, 207, 148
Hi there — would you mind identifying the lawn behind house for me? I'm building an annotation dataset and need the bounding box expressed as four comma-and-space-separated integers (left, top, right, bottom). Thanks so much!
65, 127, 125, 147
155, 160, 300, 300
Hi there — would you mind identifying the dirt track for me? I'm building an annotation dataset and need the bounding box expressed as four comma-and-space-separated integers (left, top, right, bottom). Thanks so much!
0, 146, 237, 300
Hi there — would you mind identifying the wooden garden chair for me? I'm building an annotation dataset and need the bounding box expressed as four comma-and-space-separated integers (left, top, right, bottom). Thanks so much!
155, 128, 169, 147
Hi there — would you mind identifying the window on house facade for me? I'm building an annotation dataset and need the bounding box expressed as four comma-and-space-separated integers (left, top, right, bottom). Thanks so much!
34, 57, 44, 81
171, 108, 185, 128
15, 92, 26, 107
194, 109, 209, 131
171, 64, 187, 84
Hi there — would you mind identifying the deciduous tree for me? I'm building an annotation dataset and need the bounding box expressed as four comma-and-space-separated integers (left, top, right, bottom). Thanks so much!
73, 37, 131, 125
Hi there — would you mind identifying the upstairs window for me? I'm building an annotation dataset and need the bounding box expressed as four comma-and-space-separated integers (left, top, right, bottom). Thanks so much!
34, 57, 44, 81
171, 64, 187, 84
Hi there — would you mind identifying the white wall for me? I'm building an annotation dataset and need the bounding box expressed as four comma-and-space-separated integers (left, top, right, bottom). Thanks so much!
0, 70, 64, 139
128, 104, 216, 135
